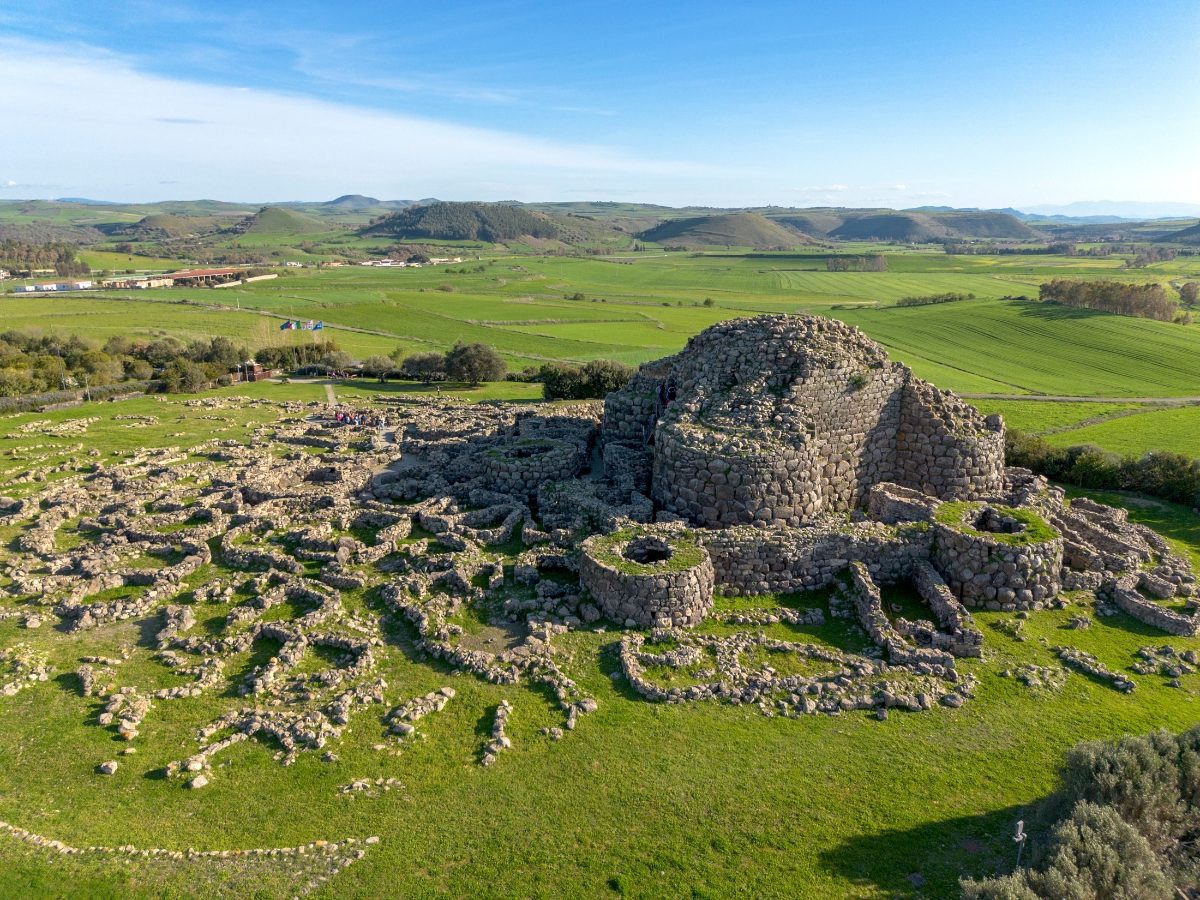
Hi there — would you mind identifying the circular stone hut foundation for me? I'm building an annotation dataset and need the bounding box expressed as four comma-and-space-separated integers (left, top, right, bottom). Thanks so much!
580, 527, 715, 627
931, 501, 1063, 610
482, 439, 584, 495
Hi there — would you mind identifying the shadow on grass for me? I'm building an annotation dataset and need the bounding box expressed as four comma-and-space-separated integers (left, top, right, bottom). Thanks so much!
818, 804, 1031, 898
597, 639, 645, 704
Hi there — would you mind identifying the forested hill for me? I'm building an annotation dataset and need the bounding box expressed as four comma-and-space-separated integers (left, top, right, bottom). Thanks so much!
362, 202, 563, 242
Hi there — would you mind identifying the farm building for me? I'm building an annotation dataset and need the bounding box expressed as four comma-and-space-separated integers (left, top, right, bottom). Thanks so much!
102, 275, 175, 289
13, 280, 94, 293
166, 268, 247, 287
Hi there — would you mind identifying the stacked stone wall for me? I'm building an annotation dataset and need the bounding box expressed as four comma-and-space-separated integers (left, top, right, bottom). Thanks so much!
911, 559, 983, 657
701, 521, 933, 596
895, 380, 1006, 500
579, 530, 715, 628
1106, 574, 1199, 636
931, 510, 1062, 610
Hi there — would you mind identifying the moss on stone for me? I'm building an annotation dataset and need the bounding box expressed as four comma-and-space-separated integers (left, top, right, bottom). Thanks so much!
589, 528, 707, 575
934, 500, 1058, 546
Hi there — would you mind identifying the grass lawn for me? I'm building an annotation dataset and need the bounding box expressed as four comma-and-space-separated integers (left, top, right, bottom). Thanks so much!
0, 387, 1199, 897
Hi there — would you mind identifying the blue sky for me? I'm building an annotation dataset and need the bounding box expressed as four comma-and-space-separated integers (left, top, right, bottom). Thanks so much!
2, 0, 1199, 207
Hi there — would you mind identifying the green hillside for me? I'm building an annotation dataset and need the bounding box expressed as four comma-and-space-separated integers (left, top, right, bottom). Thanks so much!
362, 201, 562, 242
112, 214, 225, 239
640, 212, 813, 248
1162, 220, 1200, 244
231, 206, 329, 235
826, 210, 1039, 242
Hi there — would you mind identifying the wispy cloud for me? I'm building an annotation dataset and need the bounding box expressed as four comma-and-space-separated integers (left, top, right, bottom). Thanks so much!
0, 37, 724, 202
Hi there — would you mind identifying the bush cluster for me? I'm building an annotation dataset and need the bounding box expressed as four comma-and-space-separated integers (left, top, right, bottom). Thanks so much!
254, 340, 343, 373
1006, 430, 1200, 508
895, 292, 974, 307
964, 726, 1200, 897
395, 343, 507, 386
825, 255, 887, 272
538, 360, 633, 400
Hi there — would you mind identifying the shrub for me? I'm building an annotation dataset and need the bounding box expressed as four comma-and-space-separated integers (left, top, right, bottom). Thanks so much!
539, 359, 633, 400
160, 359, 208, 393
963, 802, 1170, 899
445, 342, 506, 385
399, 351, 446, 384
1006, 430, 1200, 508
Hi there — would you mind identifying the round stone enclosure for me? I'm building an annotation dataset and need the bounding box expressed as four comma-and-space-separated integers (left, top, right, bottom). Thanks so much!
931, 501, 1063, 610
580, 528, 715, 628
482, 439, 584, 495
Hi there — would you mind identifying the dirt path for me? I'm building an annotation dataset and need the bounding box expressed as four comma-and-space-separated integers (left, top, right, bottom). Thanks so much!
324, 383, 336, 406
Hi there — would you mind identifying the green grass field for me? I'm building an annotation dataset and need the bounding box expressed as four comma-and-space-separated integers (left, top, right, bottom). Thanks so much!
13, 251, 1192, 393
1, 395, 1199, 898
8, 247, 1199, 461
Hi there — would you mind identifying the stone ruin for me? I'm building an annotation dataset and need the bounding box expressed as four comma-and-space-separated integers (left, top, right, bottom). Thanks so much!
1, 313, 1198, 804
602, 314, 1006, 527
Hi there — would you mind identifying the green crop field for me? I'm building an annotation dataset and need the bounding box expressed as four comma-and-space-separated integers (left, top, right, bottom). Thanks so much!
1, 395, 1199, 898
1043, 404, 1200, 458
50, 252, 1192, 396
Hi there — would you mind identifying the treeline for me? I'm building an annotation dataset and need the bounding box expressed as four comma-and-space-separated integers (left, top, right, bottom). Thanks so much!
390, 343, 508, 386
1038, 278, 1178, 322
0, 240, 90, 276
945, 241, 1077, 256
0, 223, 104, 246
254, 341, 342, 372
964, 726, 1200, 898
895, 292, 974, 307
1007, 431, 1200, 508
1125, 246, 1177, 268
387, 344, 634, 398
0, 331, 252, 398
825, 255, 887, 272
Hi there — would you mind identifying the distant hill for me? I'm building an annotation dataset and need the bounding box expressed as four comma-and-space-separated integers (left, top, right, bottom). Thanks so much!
1162, 221, 1200, 244
824, 210, 1038, 242
230, 206, 329, 235
113, 214, 224, 240
640, 212, 813, 248
1021, 201, 1200, 220
322, 194, 383, 210
318, 195, 416, 211
361, 201, 562, 242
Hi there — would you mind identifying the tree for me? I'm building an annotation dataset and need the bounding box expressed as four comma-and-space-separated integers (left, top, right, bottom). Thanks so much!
539, 359, 633, 400
320, 350, 354, 374
399, 351, 446, 384
445, 342, 506, 386
160, 359, 208, 393
1180, 282, 1199, 306
361, 355, 393, 383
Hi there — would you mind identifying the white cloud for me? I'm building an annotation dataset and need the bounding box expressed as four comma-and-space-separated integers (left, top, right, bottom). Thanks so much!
0, 38, 723, 202
891, 183, 907, 191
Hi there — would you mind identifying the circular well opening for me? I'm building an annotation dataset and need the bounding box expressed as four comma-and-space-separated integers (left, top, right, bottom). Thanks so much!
623, 535, 673, 564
